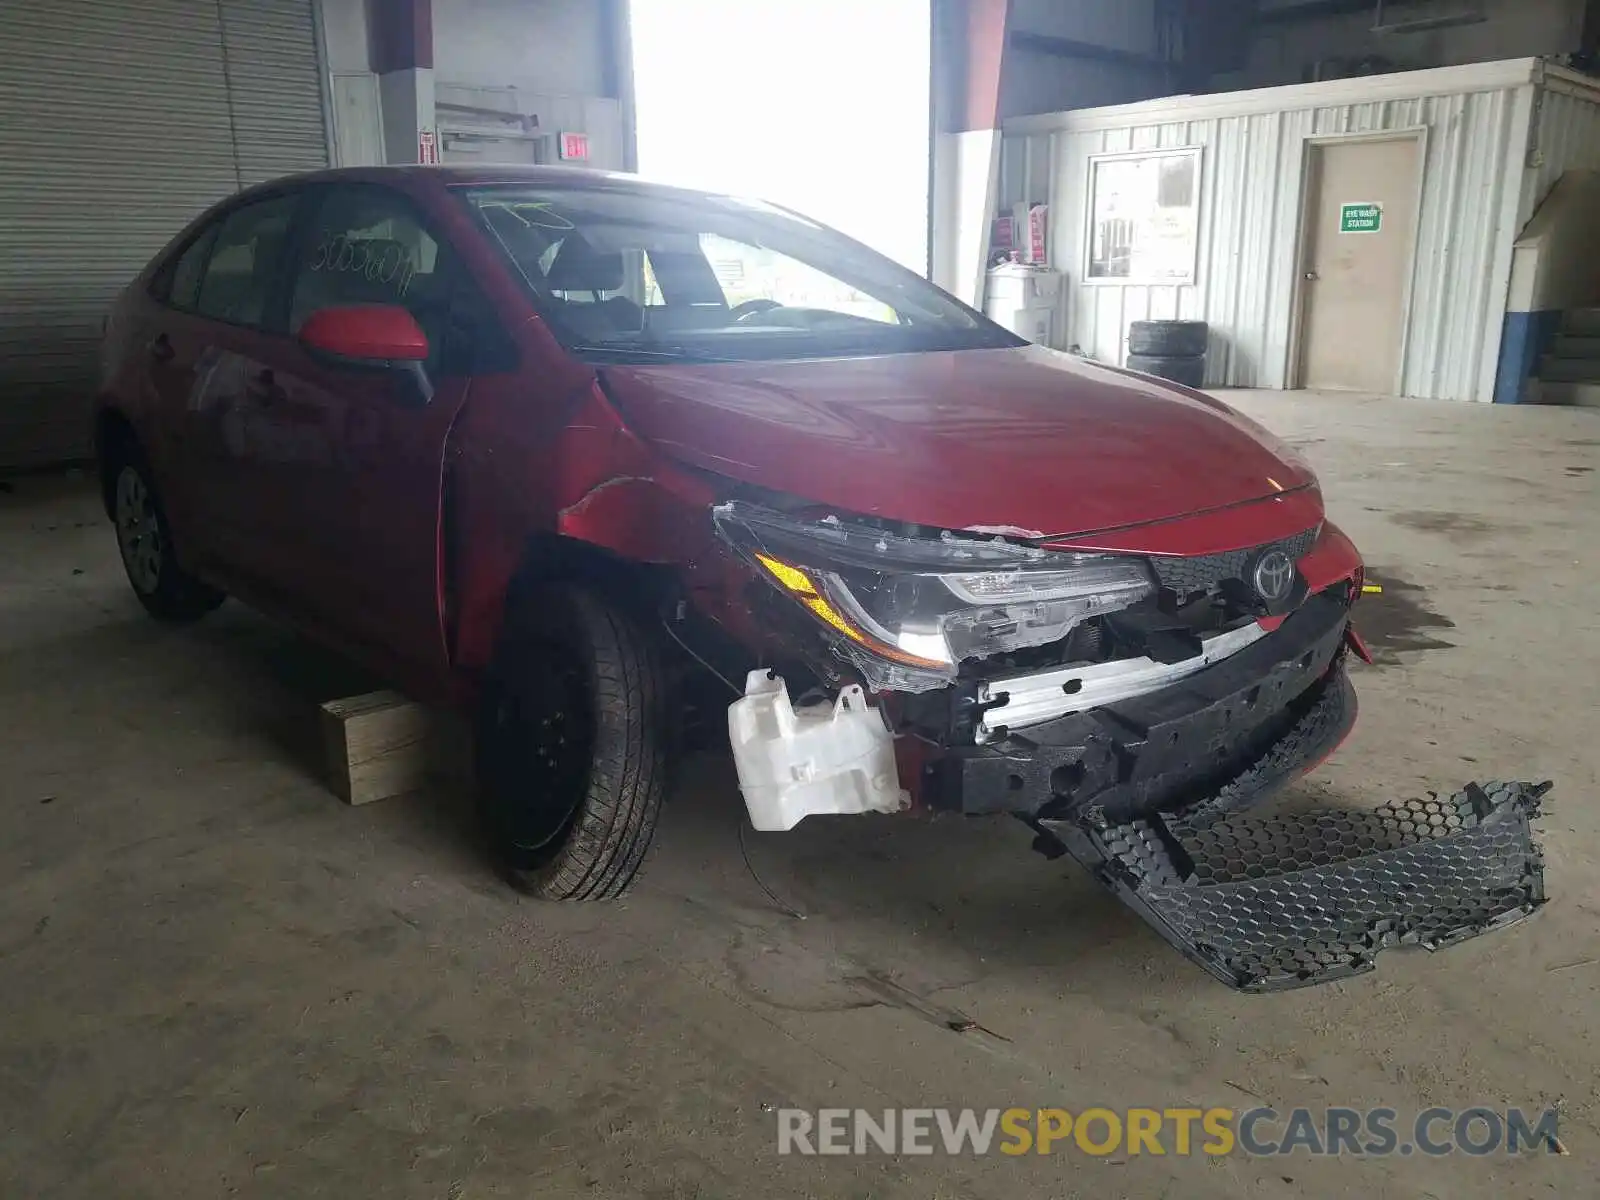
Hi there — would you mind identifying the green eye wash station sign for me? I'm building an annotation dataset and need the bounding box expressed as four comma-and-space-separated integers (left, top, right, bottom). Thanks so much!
1339, 203, 1383, 234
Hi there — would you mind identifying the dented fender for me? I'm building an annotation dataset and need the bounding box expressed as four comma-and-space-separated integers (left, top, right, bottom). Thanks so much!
444, 377, 759, 682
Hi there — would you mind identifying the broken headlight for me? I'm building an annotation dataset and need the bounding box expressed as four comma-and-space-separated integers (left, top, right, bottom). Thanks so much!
712, 502, 1155, 692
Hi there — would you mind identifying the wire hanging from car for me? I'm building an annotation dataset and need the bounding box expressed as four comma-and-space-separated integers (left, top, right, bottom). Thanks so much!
661, 608, 806, 920
738, 819, 807, 921
660, 612, 742, 696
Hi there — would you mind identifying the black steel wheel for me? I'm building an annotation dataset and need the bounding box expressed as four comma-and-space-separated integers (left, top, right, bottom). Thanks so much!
477, 584, 668, 899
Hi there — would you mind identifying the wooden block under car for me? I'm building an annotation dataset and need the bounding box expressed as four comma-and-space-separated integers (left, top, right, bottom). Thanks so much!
320, 690, 439, 805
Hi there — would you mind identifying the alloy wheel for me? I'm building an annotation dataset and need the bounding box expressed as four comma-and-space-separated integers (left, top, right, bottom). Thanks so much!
115, 466, 163, 595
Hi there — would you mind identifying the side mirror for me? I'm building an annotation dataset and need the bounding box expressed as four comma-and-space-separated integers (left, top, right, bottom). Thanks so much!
298, 305, 433, 404
298, 305, 429, 363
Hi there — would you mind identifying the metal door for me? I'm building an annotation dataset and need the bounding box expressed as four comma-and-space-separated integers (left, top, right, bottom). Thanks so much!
1297, 137, 1422, 394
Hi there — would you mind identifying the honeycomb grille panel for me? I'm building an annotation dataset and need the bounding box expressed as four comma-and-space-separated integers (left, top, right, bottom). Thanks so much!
1149, 526, 1321, 597
1075, 782, 1548, 991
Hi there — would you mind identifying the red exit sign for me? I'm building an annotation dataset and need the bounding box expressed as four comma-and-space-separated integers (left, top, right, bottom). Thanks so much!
558, 131, 590, 161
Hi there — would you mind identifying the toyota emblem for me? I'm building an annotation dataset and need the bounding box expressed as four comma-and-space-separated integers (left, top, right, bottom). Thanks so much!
1252, 550, 1296, 605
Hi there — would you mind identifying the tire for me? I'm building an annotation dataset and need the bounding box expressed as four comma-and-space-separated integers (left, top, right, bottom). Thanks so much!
108, 447, 226, 622
1127, 353, 1207, 390
476, 584, 669, 900
1128, 319, 1209, 358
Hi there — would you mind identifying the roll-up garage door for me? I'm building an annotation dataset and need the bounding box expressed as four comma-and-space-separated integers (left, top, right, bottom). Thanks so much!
0, 0, 329, 469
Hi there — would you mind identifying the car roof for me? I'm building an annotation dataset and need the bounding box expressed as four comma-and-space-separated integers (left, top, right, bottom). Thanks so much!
242, 163, 743, 204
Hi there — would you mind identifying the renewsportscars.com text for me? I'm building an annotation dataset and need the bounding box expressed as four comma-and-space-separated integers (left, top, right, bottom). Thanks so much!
775, 1106, 1563, 1157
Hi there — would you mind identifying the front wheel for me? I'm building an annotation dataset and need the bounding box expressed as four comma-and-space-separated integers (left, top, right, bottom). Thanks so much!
476, 584, 669, 900
110, 452, 226, 622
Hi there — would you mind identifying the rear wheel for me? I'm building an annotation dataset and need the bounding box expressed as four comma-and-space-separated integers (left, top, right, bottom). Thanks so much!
110, 450, 225, 622
476, 584, 668, 899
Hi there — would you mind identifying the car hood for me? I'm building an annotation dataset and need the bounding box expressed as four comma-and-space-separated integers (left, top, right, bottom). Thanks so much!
600, 345, 1318, 539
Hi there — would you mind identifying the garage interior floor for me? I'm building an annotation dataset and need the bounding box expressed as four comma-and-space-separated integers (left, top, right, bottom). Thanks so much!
2, 390, 1596, 1198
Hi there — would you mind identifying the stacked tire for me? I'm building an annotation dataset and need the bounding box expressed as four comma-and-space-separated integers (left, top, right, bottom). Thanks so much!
1127, 320, 1209, 390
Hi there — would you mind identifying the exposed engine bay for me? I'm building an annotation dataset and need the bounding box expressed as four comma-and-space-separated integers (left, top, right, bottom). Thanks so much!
708, 502, 1548, 992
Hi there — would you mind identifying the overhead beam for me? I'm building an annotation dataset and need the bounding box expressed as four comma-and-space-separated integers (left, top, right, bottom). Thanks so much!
1255, 0, 1382, 24
1007, 29, 1167, 72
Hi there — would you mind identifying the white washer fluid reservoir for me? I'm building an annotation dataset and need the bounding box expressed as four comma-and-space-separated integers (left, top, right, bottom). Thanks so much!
728, 671, 910, 832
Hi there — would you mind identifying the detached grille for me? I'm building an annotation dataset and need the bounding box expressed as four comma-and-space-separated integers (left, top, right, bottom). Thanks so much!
1074, 780, 1549, 992
1149, 526, 1320, 597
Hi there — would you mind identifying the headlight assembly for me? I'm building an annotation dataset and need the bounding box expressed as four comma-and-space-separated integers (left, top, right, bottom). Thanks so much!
713, 502, 1155, 692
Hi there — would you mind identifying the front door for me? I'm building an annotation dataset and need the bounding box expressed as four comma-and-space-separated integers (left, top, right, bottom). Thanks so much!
263, 183, 493, 684
1297, 137, 1422, 393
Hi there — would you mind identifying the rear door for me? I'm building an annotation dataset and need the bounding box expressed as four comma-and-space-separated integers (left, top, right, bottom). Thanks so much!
135, 221, 219, 541
143, 191, 306, 582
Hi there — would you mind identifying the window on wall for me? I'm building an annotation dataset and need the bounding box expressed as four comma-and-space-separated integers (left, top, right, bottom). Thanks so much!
1087, 149, 1201, 283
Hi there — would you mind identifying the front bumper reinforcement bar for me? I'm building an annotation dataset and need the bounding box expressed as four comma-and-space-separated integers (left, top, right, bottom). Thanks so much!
1051, 780, 1550, 992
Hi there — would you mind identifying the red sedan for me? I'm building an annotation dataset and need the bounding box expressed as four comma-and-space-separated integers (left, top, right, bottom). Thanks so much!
95, 167, 1546, 990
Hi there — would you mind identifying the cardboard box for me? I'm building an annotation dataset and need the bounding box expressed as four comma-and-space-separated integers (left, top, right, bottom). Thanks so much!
1026, 203, 1048, 264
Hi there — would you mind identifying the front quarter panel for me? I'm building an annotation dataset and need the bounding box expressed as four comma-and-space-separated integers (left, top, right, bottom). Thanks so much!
447, 370, 726, 677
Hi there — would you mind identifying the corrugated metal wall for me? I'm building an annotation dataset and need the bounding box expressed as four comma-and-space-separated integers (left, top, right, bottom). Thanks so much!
221, 0, 332, 186
1525, 83, 1600, 222
0, 0, 328, 468
1001, 79, 1542, 402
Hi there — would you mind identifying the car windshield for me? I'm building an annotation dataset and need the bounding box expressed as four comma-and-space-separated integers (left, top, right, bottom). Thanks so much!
459, 184, 1022, 363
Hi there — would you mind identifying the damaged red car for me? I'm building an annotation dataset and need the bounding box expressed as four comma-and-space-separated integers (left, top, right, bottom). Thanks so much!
97, 166, 1547, 990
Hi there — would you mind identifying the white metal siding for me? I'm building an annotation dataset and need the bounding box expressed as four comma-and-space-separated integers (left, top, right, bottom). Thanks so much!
0, 0, 328, 468
1005, 80, 1536, 402
1526, 84, 1600, 223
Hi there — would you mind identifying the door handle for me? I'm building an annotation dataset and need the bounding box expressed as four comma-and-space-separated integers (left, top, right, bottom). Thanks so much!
246, 368, 288, 406
148, 333, 175, 363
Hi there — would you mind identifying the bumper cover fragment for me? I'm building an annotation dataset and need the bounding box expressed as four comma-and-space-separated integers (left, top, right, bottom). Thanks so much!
1056, 780, 1550, 992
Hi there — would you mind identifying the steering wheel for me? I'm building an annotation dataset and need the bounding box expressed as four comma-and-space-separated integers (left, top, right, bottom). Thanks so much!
729, 298, 783, 323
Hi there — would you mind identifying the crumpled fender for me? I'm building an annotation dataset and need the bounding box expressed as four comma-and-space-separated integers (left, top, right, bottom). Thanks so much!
447, 378, 733, 678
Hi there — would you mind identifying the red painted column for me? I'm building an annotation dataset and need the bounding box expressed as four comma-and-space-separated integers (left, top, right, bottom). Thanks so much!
956, 0, 1009, 135
929, 0, 1012, 302
369, 0, 433, 72
368, 0, 437, 164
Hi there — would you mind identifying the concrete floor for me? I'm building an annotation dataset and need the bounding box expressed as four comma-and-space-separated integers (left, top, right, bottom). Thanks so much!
2, 391, 1597, 1198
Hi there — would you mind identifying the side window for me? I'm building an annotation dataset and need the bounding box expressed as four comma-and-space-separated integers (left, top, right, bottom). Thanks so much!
194, 195, 299, 328
166, 226, 219, 311
290, 187, 455, 368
